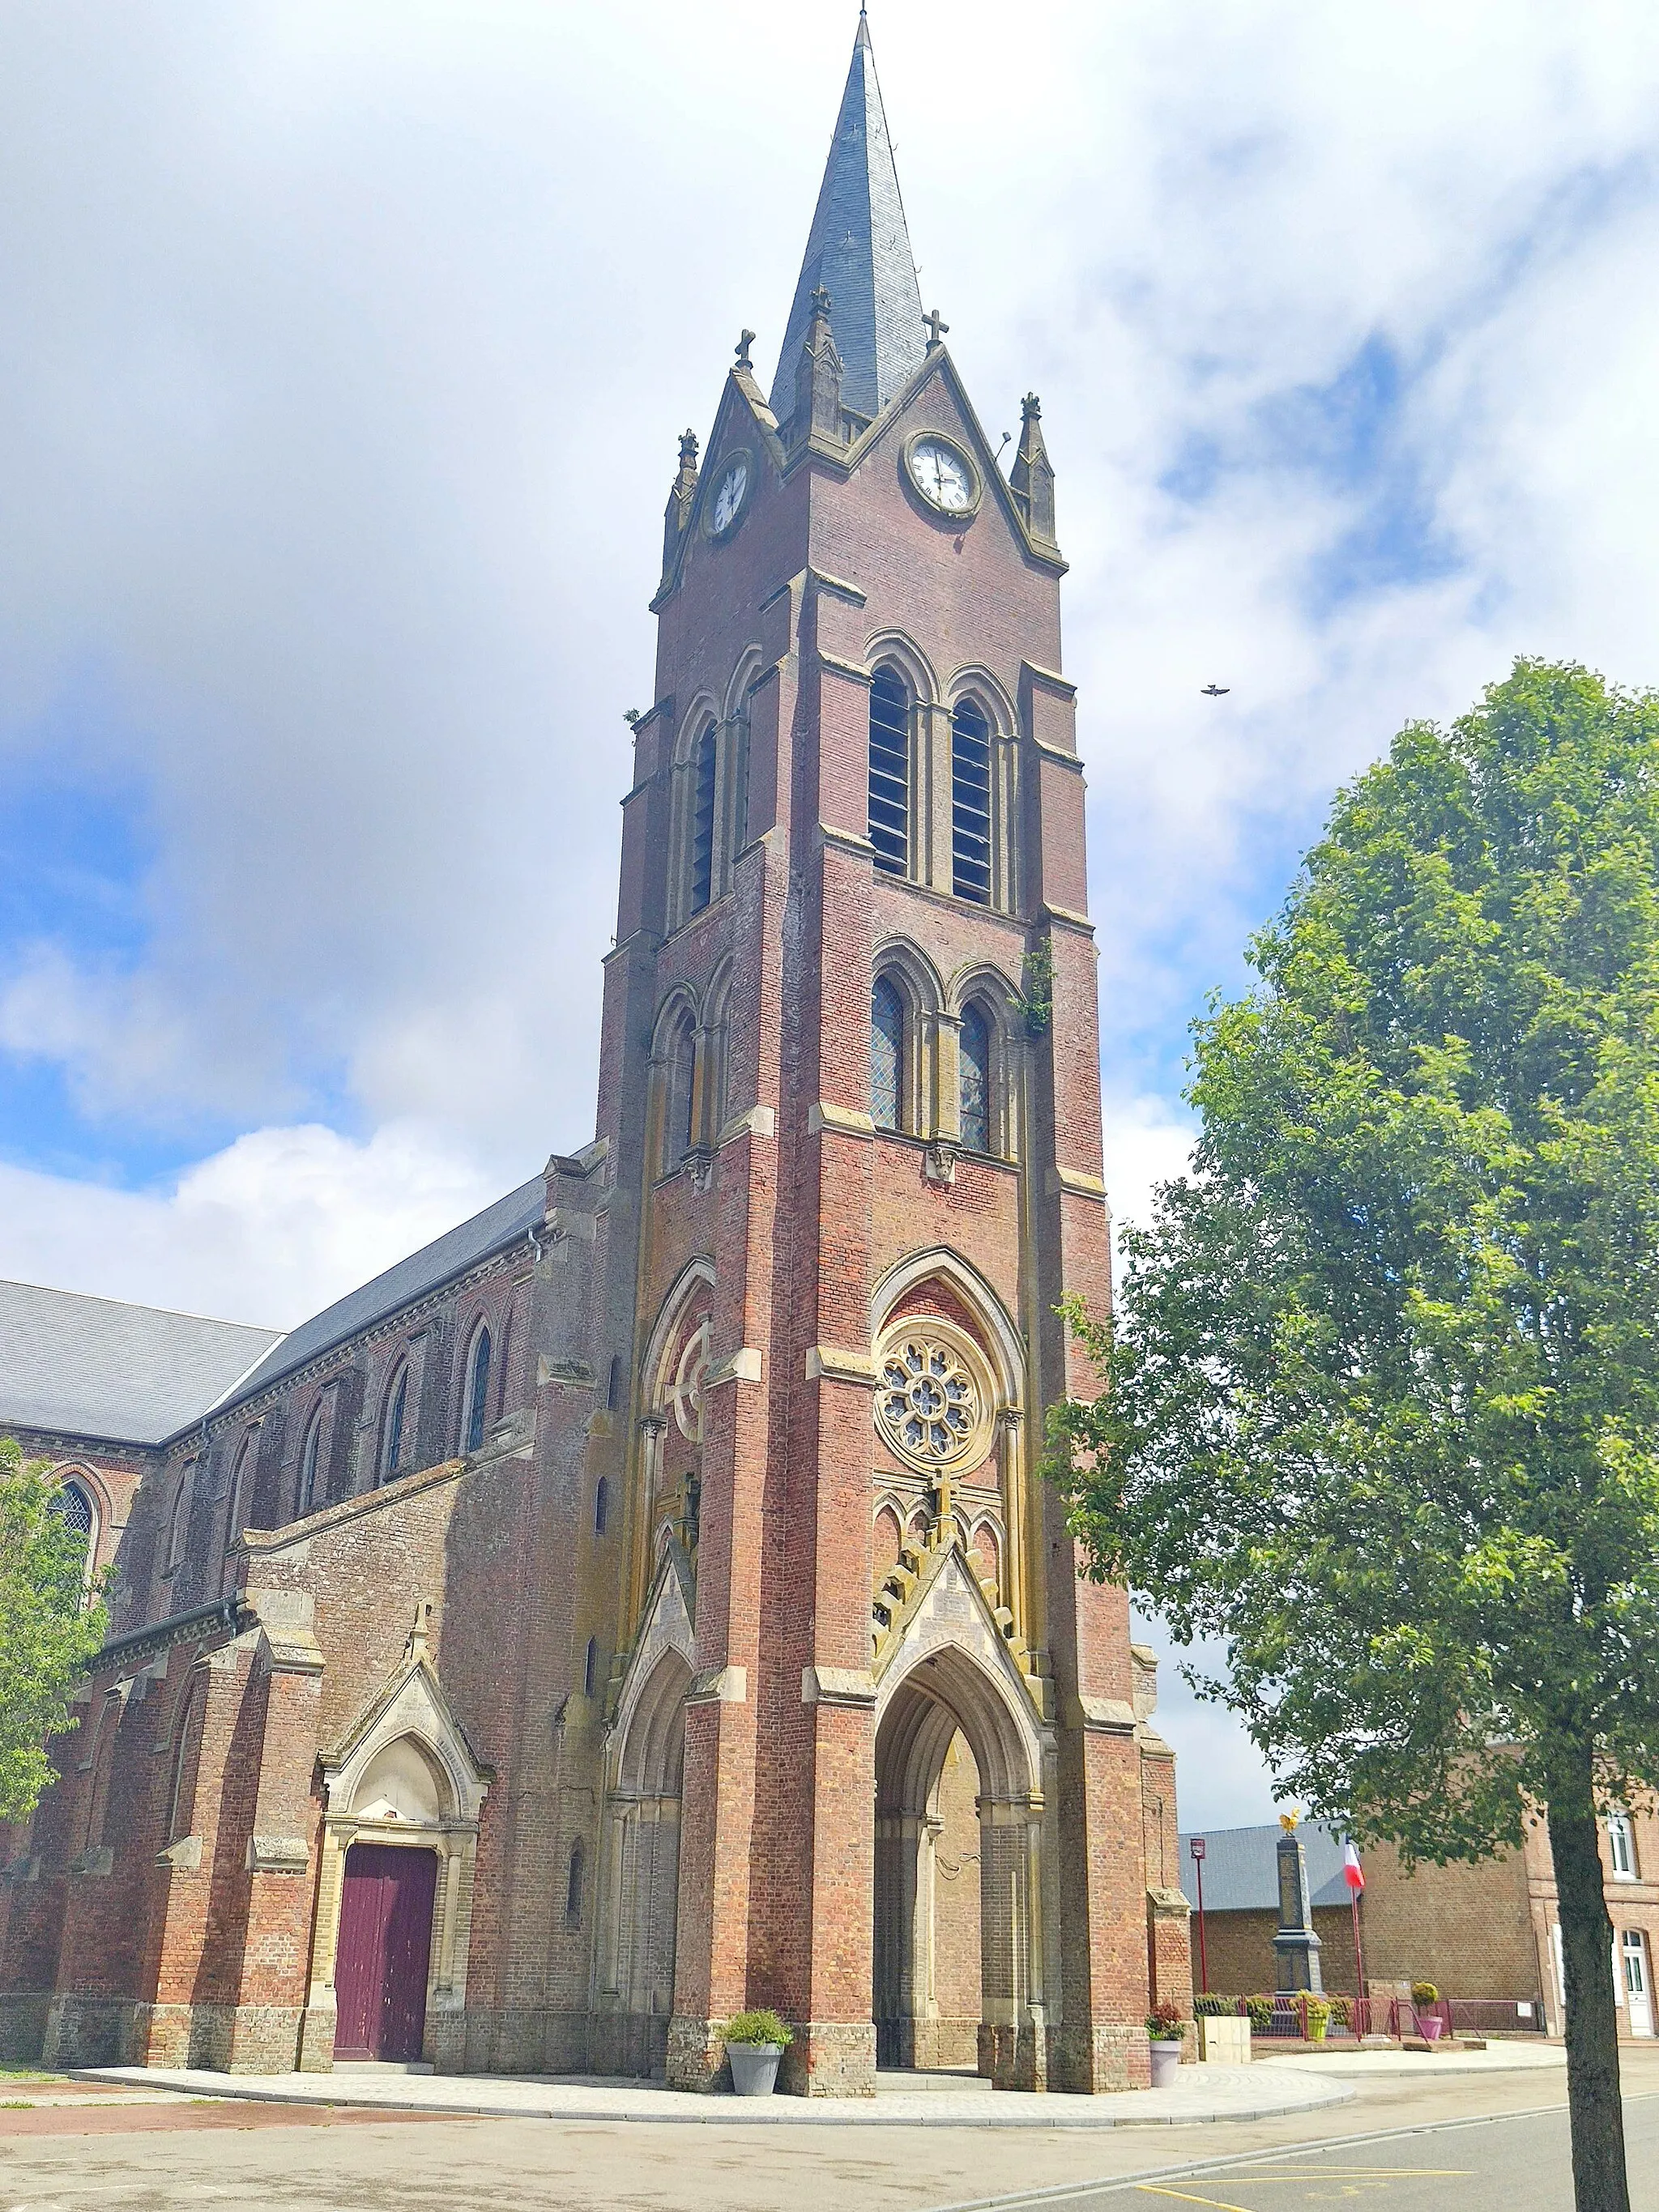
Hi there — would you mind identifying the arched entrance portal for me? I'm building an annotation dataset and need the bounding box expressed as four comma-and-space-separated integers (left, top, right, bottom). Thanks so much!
873, 1640, 1048, 2089
598, 1647, 691, 2075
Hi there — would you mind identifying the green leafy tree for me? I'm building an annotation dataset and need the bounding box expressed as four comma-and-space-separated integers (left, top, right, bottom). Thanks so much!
0, 1438, 108, 1822
1048, 663, 1659, 2212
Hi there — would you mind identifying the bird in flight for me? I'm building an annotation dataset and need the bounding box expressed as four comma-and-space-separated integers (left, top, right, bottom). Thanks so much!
1201, 684, 1230, 697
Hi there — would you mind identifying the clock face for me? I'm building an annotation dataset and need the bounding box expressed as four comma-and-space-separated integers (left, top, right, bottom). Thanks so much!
907, 436, 975, 514
710, 458, 748, 535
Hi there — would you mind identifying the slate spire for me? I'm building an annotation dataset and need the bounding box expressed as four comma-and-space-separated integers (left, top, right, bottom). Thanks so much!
769, 12, 926, 424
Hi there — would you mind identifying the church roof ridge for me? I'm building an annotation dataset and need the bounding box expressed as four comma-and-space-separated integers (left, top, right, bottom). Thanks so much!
768, 14, 925, 424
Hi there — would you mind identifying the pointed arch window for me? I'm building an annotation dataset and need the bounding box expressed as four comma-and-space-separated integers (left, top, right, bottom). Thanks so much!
868, 667, 910, 876
951, 699, 993, 904
872, 974, 907, 1132
959, 1000, 993, 1153
661, 1007, 697, 1172
382, 1366, 409, 1484
565, 1836, 586, 1927
50, 1477, 97, 1605
227, 1428, 258, 1547
167, 1460, 196, 1571
300, 1411, 324, 1512
689, 725, 718, 914
464, 1325, 493, 1453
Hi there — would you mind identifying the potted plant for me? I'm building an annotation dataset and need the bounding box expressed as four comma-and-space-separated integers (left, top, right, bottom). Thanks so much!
723, 2009, 794, 2096
1146, 2001, 1188, 2087
1411, 1983, 1444, 2042
1302, 1994, 1331, 2043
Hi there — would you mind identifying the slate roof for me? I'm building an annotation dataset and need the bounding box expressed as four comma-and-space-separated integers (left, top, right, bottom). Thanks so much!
1177, 1822, 1356, 1913
0, 1281, 283, 1447
769, 13, 926, 424
0, 1174, 545, 1450
221, 1175, 544, 1410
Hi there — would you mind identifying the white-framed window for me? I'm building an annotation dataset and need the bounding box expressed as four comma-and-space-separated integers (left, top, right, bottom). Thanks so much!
1608, 1813, 1638, 1880
1623, 1929, 1653, 2035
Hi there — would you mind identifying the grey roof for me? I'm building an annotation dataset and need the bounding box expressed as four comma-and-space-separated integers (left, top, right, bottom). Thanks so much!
769, 13, 926, 424
0, 1280, 283, 1447
1177, 1822, 1355, 1913
223, 1175, 544, 1409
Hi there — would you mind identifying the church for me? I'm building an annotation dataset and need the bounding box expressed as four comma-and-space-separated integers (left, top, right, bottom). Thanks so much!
0, 18, 1190, 2095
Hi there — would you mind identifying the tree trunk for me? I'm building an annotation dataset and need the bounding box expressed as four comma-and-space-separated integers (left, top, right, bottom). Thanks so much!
1547, 1769, 1629, 2212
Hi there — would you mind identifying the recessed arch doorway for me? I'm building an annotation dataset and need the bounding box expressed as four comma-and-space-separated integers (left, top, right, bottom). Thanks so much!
873, 1636, 1048, 2088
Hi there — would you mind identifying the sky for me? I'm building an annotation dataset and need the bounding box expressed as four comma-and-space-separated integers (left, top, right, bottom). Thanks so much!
5, 0, 1659, 1827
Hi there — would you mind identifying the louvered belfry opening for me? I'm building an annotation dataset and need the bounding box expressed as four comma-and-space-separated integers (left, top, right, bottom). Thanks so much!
689, 727, 717, 912
951, 700, 992, 904
868, 667, 910, 876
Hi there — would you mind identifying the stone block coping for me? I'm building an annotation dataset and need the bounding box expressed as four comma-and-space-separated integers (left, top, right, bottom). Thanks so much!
70, 2064, 1352, 2129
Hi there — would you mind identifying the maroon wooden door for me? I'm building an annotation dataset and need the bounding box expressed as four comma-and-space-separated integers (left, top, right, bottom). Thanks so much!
335, 1844, 438, 2061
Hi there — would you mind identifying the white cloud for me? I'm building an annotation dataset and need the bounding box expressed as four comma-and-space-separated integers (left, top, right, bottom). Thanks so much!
0, 1121, 501, 1328
5, 0, 1659, 1832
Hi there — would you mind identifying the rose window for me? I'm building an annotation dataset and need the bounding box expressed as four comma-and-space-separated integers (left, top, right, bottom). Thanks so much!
667, 1319, 711, 1444
876, 1339, 980, 1465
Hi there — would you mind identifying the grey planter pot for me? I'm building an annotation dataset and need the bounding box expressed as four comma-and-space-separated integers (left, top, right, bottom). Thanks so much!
1149, 2038, 1183, 2088
728, 2042, 783, 2097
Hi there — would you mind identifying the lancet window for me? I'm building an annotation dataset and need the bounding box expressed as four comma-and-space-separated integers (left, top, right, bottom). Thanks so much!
958, 999, 993, 1153
381, 1366, 408, 1484
689, 726, 717, 914
871, 974, 907, 1132
950, 698, 993, 904
868, 667, 911, 876
463, 1325, 493, 1453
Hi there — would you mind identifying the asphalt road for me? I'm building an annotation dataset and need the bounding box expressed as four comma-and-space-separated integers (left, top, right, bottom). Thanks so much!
961, 2098, 1659, 2212
0, 2069, 1653, 2212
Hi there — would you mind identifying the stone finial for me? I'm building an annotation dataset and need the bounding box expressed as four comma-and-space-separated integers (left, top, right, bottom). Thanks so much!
923, 305, 949, 347
405, 1601, 433, 1664
662, 428, 701, 578
1010, 390, 1057, 548
735, 328, 756, 373
792, 283, 845, 450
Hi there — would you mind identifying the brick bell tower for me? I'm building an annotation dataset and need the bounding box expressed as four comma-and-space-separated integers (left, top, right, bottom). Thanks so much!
582, 14, 1188, 2095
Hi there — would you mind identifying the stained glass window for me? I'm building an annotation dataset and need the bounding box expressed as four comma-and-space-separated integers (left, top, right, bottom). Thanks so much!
951, 699, 992, 904
960, 1000, 992, 1153
383, 1369, 407, 1481
872, 974, 906, 1131
300, 1414, 322, 1510
868, 668, 909, 875
465, 1328, 492, 1452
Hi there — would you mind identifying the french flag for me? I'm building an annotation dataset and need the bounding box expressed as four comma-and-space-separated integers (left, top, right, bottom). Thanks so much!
1342, 1842, 1365, 1893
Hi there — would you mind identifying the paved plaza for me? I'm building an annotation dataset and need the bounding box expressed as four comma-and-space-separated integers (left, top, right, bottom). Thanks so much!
0, 2044, 1650, 2212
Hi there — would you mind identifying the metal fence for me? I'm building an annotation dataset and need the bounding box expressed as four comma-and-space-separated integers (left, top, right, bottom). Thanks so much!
1195, 1993, 1546, 2041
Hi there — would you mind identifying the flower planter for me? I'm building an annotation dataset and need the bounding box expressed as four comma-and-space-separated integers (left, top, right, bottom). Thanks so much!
1149, 2039, 1183, 2088
728, 2042, 783, 2096
1421, 2016, 1444, 2043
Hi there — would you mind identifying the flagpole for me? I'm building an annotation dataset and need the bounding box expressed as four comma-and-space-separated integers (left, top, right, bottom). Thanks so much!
1342, 1841, 1367, 2026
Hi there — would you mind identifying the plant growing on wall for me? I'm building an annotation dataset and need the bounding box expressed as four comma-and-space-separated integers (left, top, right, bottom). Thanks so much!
0, 1438, 108, 1821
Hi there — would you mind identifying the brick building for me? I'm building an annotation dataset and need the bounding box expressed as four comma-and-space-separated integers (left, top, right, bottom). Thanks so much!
1178, 1816, 1657, 2040
0, 19, 1189, 2095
